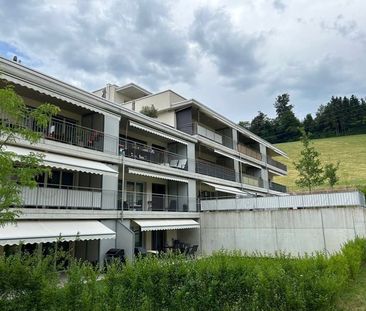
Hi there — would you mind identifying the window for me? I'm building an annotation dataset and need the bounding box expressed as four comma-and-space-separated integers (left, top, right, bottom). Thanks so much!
126, 181, 144, 209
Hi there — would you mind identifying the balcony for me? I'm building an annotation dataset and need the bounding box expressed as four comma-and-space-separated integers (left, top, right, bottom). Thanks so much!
267, 157, 287, 172
269, 181, 287, 193
241, 174, 262, 188
196, 159, 237, 182
119, 138, 188, 170
4, 116, 119, 155
237, 143, 262, 161
20, 185, 196, 212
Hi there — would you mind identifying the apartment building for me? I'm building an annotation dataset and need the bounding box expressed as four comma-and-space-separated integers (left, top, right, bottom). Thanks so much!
0, 56, 287, 263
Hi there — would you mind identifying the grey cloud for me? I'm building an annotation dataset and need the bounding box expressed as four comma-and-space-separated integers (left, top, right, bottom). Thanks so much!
190, 7, 265, 91
273, 0, 286, 12
0, 0, 196, 90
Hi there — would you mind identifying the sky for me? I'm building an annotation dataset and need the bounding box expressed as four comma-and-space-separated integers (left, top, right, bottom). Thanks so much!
0, 0, 365, 122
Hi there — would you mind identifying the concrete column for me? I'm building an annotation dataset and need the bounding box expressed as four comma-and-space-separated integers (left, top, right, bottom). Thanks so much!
102, 165, 119, 210
232, 129, 238, 151
260, 144, 269, 189
103, 114, 120, 155
116, 220, 134, 262
187, 179, 197, 211
187, 141, 196, 172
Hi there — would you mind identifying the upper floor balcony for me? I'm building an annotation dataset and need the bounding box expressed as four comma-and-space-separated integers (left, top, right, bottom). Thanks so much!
241, 174, 263, 188
196, 159, 237, 182
3, 115, 119, 155
267, 157, 287, 172
119, 138, 188, 170
237, 143, 262, 161
269, 181, 287, 193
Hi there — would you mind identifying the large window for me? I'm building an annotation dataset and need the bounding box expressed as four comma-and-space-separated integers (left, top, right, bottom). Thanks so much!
125, 181, 144, 210
36, 169, 74, 188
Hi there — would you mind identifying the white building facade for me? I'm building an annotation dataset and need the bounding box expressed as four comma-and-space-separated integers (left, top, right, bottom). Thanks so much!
0, 57, 287, 262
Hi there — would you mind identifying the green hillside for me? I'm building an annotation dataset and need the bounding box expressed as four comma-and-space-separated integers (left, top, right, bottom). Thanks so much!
273, 134, 366, 191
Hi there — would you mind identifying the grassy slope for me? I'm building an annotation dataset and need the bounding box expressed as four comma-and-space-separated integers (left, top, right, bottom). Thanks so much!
273, 134, 366, 191
336, 265, 366, 310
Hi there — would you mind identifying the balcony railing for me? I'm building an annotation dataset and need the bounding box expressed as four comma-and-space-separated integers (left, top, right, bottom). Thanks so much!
241, 174, 263, 188
20, 185, 197, 212
269, 181, 287, 193
237, 143, 262, 161
2, 115, 119, 155
267, 157, 287, 172
119, 138, 188, 170
196, 159, 237, 182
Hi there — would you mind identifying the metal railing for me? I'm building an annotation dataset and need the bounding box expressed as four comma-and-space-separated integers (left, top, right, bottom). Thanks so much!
119, 138, 188, 170
20, 185, 198, 212
200, 190, 365, 211
267, 157, 287, 172
237, 143, 262, 161
3, 115, 119, 155
196, 159, 238, 182
269, 181, 287, 193
242, 174, 263, 188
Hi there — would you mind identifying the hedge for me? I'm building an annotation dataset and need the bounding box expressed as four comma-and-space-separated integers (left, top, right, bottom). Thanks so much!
1, 238, 366, 311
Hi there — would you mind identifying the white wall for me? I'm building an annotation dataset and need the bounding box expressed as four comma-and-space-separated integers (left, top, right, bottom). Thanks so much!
200, 207, 366, 256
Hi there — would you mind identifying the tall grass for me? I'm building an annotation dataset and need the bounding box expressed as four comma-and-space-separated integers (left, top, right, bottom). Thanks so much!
1, 239, 366, 310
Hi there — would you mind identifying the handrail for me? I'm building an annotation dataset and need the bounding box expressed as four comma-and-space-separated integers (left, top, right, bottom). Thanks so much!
267, 157, 287, 171
269, 181, 287, 193
119, 138, 188, 170
237, 143, 262, 160
196, 159, 238, 182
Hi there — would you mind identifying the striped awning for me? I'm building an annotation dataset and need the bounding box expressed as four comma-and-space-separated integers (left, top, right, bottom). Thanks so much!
129, 121, 188, 145
0, 220, 116, 246
134, 219, 200, 231
5, 145, 118, 176
128, 168, 188, 183
203, 182, 252, 196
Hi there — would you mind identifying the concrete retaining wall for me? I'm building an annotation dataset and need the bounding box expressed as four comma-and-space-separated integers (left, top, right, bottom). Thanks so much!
200, 207, 366, 256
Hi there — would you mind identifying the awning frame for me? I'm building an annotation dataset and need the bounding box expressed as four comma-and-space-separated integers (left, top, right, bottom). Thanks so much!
128, 168, 189, 183
134, 219, 200, 231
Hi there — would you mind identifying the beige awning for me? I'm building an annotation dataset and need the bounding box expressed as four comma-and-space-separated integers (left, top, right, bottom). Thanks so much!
129, 121, 188, 145
0, 220, 116, 246
5, 145, 118, 176
128, 168, 188, 183
134, 219, 200, 231
203, 182, 252, 196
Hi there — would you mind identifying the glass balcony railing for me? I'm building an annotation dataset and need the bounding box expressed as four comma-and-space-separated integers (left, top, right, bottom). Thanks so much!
20, 185, 198, 212
196, 159, 237, 182
241, 174, 263, 187
237, 143, 262, 161
119, 138, 188, 170
267, 157, 287, 172
269, 181, 287, 193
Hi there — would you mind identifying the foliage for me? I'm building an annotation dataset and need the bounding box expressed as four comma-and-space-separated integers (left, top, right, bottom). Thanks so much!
294, 130, 325, 191
241, 94, 366, 144
140, 105, 158, 118
1, 239, 366, 310
324, 162, 340, 188
0, 85, 59, 224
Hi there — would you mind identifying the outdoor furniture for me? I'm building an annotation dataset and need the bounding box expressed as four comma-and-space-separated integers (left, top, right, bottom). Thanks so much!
187, 245, 198, 259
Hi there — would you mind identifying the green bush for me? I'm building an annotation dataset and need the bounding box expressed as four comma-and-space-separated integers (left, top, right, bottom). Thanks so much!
1, 239, 366, 310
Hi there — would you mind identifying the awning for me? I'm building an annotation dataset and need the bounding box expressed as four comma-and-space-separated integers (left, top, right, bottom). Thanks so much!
203, 182, 251, 196
129, 121, 188, 145
128, 168, 188, 183
134, 219, 200, 231
0, 220, 116, 246
5, 145, 118, 176
268, 169, 283, 176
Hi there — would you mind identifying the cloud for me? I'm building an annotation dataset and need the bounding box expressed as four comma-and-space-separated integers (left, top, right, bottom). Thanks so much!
190, 6, 265, 91
272, 0, 286, 12
0, 0, 196, 90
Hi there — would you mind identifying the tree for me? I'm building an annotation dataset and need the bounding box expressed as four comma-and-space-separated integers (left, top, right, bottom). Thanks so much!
273, 93, 301, 143
238, 121, 250, 129
324, 162, 340, 188
293, 130, 324, 192
0, 85, 59, 225
302, 113, 315, 134
248, 111, 275, 142
140, 105, 158, 118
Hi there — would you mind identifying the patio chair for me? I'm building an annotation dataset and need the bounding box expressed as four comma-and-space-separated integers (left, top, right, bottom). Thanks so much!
177, 159, 187, 169
169, 159, 179, 168
187, 245, 198, 259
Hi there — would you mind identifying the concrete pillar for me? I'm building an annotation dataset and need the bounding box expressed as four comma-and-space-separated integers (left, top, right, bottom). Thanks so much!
232, 129, 238, 151
187, 141, 196, 173
103, 114, 120, 155
102, 165, 119, 210
259, 144, 269, 189
116, 220, 134, 262
187, 179, 197, 211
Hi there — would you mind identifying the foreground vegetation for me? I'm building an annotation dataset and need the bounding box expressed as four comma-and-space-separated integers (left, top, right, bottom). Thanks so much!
1, 239, 366, 310
274, 134, 366, 192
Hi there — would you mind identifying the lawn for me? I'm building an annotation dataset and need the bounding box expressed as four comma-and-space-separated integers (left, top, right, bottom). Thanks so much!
273, 134, 366, 192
